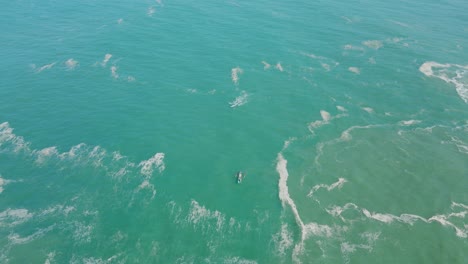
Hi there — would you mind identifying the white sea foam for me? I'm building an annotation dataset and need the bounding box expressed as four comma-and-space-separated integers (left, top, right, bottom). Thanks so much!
229, 90, 248, 108
301, 52, 340, 72
272, 224, 293, 256
35, 146, 59, 164
452, 202, 468, 210
136, 153, 163, 197
275, 62, 284, 72
307, 178, 347, 197
419, 61, 468, 103
449, 137, 468, 154
44, 252, 55, 264
336, 106, 347, 112
39, 204, 75, 217
9, 224, 55, 245
343, 45, 364, 51
1, 122, 164, 195
303, 222, 334, 238
139, 153, 165, 176
231, 67, 243, 85
277, 144, 340, 262
110, 66, 119, 79
428, 215, 467, 238
308, 109, 347, 135
362, 107, 374, 113
399, 120, 421, 126
321, 63, 330, 71
348, 67, 360, 74
117, 18, 123, 24
314, 124, 385, 167
368, 57, 376, 64
326, 203, 360, 222
127, 76, 136, 82
341, 233, 380, 264
187, 200, 225, 232
328, 202, 467, 238
301, 52, 326, 60
262, 61, 271, 70
65, 58, 78, 70
320, 110, 331, 122
223, 257, 257, 264
72, 221, 94, 243
35, 62, 56, 73
0, 175, 11, 194
388, 20, 410, 28
341, 16, 353, 23
363, 40, 383, 49
101, 54, 112, 67
147, 6, 156, 16
0, 208, 33, 227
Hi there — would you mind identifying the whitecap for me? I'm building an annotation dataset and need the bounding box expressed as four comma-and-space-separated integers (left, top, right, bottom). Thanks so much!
101, 54, 112, 67
35, 146, 59, 164
343, 45, 364, 51
0, 175, 11, 194
428, 215, 467, 238
275, 62, 284, 72
187, 200, 226, 232
308, 109, 348, 135
329, 202, 467, 238
419, 61, 468, 103
321, 63, 330, 71
9, 224, 55, 245
223, 257, 257, 264
44, 252, 55, 264
0, 208, 33, 227
336, 106, 347, 112
35, 62, 56, 73
229, 90, 248, 108
147, 6, 156, 16
231, 67, 243, 85
117, 18, 123, 24
326, 203, 360, 222
348, 67, 360, 74
72, 221, 93, 243
320, 110, 331, 122
307, 178, 347, 197
110, 66, 119, 79
139, 153, 165, 176
451, 202, 468, 210
65, 58, 78, 70
362, 107, 374, 113
399, 120, 422, 126
363, 40, 383, 50
261, 61, 271, 70
272, 224, 293, 256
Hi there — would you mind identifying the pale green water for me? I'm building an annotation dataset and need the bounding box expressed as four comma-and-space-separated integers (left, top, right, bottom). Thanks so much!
0, 0, 467, 263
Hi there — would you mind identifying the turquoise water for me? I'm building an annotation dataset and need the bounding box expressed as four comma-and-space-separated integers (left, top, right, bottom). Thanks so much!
1, 0, 467, 263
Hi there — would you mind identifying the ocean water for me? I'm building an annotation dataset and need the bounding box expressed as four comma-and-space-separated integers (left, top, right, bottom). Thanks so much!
1, 0, 467, 263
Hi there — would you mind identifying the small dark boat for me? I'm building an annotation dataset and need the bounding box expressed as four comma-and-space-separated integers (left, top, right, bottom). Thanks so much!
236, 171, 244, 183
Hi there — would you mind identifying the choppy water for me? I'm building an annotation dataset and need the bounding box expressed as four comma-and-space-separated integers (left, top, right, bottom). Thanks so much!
1, 0, 467, 263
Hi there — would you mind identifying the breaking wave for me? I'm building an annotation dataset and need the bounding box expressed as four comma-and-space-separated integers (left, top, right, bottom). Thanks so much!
419, 61, 468, 103
327, 202, 468, 238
